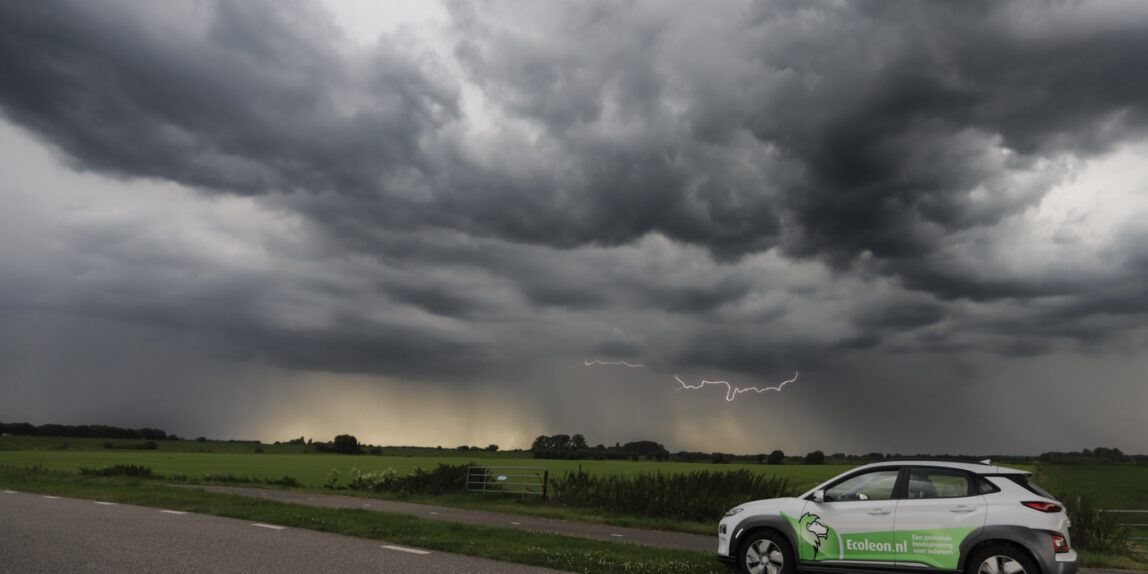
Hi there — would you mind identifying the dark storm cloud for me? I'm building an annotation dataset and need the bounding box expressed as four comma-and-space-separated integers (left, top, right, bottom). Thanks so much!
6, 1, 1146, 272
739, 1, 1148, 269
2, 0, 1148, 383
0, 0, 455, 195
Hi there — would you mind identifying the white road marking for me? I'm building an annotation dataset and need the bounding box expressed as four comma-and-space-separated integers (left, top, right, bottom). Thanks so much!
251, 523, 286, 530
94, 501, 116, 506
382, 545, 431, 555
510, 521, 522, 525
160, 510, 187, 515
611, 534, 624, 538
43, 496, 60, 499
3, 490, 17, 494
429, 511, 440, 515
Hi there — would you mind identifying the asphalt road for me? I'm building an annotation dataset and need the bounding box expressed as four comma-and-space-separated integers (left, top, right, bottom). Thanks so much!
0, 489, 571, 574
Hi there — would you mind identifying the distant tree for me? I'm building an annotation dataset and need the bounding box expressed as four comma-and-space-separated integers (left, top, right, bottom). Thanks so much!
332, 434, 363, 454
768, 450, 785, 465
552, 434, 572, 450
571, 434, 588, 450
485, 444, 499, 452
804, 450, 825, 465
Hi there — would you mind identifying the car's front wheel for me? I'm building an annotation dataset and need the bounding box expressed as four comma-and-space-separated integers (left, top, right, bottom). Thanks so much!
739, 530, 794, 574
966, 543, 1039, 574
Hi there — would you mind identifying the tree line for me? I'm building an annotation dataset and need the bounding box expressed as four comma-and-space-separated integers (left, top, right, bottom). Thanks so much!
530, 434, 671, 461
0, 421, 170, 441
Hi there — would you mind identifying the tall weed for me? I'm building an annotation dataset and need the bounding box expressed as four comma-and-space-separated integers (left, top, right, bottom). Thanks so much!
1058, 489, 1132, 554
341, 463, 470, 495
549, 469, 794, 522
79, 464, 158, 478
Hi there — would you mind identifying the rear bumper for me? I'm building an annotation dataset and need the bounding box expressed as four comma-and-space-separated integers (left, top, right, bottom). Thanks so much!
1046, 550, 1078, 574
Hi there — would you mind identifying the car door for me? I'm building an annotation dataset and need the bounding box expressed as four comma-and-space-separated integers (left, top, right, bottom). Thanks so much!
893, 466, 987, 569
797, 467, 902, 566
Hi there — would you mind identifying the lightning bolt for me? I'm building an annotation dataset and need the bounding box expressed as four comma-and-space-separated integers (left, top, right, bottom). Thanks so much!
673, 372, 798, 402
582, 360, 645, 368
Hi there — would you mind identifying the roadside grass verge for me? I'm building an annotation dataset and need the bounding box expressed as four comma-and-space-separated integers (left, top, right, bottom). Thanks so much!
1075, 550, 1148, 570
0, 466, 725, 574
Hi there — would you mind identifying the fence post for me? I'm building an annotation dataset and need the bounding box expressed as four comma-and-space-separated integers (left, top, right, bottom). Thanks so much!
543, 470, 549, 501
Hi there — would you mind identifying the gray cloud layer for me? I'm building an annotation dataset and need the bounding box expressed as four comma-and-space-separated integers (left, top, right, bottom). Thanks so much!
2, 0, 1147, 452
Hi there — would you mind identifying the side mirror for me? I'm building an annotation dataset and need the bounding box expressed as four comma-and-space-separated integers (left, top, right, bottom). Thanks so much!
813, 490, 825, 503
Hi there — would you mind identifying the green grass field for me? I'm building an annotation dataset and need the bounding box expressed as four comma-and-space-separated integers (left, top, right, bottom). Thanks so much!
4, 437, 1145, 503
0, 436, 847, 491
1036, 465, 1148, 509
5, 436, 1146, 508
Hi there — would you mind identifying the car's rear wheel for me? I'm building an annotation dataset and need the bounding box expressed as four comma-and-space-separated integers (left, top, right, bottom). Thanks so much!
966, 543, 1039, 574
739, 531, 793, 574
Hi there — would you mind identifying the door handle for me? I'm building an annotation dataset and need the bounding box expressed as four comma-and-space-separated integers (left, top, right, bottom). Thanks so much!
867, 508, 892, 515
950, 505, 978, 513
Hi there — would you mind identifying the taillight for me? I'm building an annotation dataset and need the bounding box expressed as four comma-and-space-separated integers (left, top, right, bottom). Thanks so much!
1052, 535, 1070, 553
1022, 501, 1062, 513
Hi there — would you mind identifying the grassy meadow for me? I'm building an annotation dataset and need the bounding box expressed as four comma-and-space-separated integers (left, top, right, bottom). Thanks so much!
4, 436, 1146, 508
0, 435, 847, 491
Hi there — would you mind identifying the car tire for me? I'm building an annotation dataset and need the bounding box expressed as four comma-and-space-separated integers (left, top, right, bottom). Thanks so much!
966, 543, 1039, 574
738, 530, 794, 574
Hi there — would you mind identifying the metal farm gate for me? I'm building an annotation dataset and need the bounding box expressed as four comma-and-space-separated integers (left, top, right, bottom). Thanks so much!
1101, 509, 1148, 554
466, 466, 549, 499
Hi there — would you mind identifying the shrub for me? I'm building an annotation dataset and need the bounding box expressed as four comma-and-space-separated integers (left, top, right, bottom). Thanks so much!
200, 473, 300, 487
549, 469, 794, 523
79, 464, 158, 478
347, 467, 397, 492
393, 463, 470, 494
343, 463, 470, 495
1058, 490, 1131, 554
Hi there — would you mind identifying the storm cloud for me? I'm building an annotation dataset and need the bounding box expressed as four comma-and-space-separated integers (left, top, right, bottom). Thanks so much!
1, 0, 1147, 454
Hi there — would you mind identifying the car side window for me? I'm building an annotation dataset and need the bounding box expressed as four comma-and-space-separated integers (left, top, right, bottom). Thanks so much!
824, 469, 900, 501
907, 467, 973, 499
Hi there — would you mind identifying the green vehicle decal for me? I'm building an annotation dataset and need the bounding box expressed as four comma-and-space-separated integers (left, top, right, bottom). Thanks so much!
782, 512, 976, 569
783, 512, 840, 560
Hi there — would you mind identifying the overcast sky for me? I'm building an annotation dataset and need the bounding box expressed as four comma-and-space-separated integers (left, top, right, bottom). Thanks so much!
2, 0, 1147, 455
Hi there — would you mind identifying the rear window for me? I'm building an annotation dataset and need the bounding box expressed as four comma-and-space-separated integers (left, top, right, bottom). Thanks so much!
1003, 475, 1056, 499
907, 467, 974, 499
974, 476, 1000, 495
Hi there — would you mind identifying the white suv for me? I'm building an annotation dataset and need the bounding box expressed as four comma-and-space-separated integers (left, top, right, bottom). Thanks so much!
717, 460, 1077, 574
